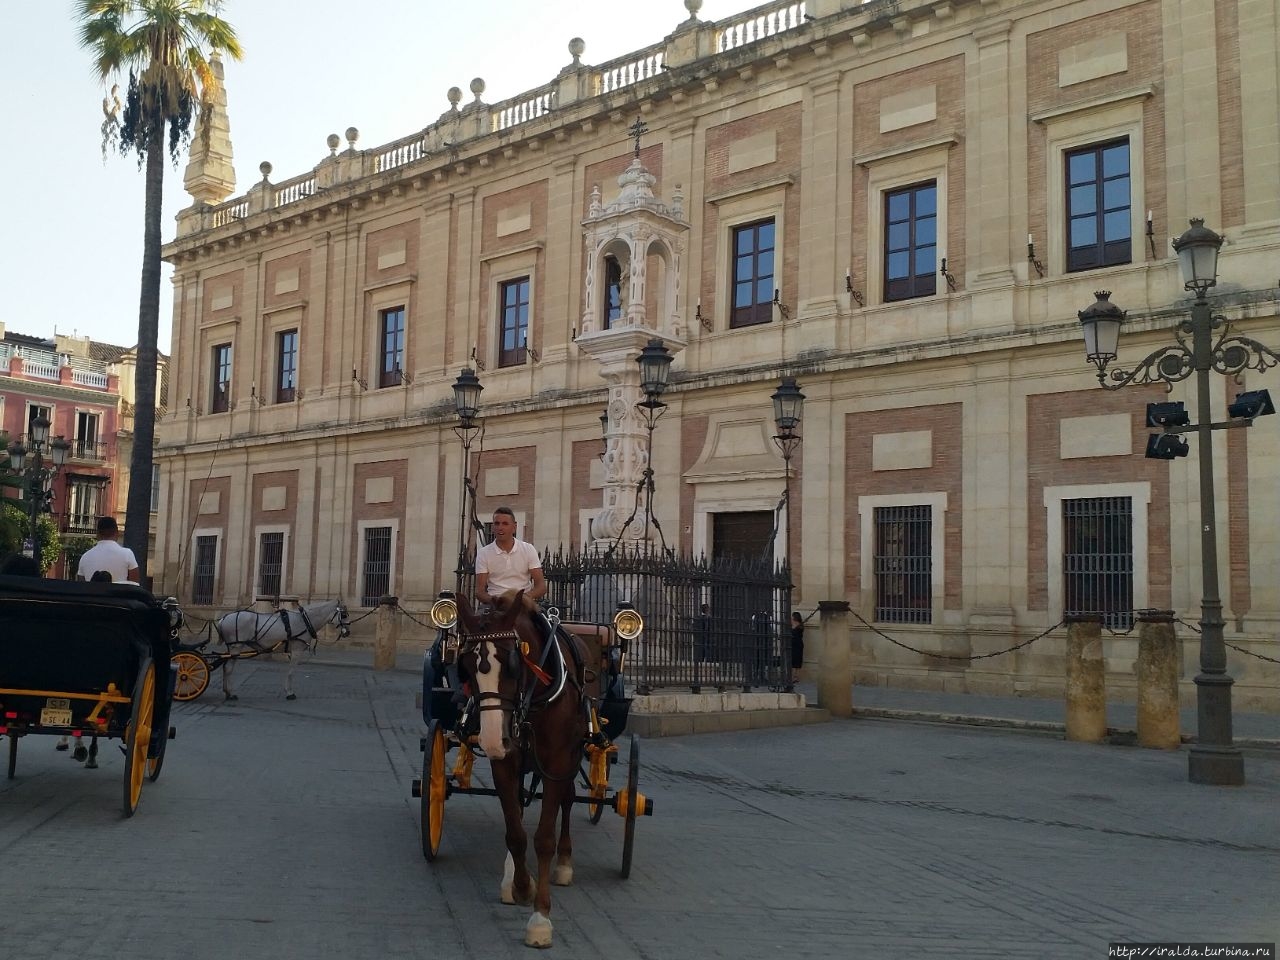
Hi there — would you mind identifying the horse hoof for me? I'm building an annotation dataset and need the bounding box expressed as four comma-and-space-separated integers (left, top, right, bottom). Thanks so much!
286, 693, 297, 701
73, 746, 88, 762
552, 864, 573, 887
225, 694, 238, 702
55, 742, 69, 752
85, 759, 98, 770
524, 913, 553, 949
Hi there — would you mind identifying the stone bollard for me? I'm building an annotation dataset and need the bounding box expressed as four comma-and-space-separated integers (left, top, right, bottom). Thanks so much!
1136, 609, 1180, 749
1064, 614, 1107, 742
816, 600, 852, 718
374, 595, 399, 672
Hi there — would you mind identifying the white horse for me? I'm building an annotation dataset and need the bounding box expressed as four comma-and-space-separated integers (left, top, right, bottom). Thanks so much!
213, 599, 350, 700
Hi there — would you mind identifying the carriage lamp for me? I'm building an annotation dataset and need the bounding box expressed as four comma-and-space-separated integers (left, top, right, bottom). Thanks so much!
1074, 219, 1280, 786
431, 595, 459, 630
613, 606, 644, 642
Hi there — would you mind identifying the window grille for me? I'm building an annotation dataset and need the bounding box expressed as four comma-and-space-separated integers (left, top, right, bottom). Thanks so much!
361, 526, 393, 606
192, 535, 217, 605
730, 219, 775, 328
884, 182, 938, 302
258, 531, 285, 598
1062, 496, 1133, 630
1065, 139, 1131, 272
874, 505, 932, 623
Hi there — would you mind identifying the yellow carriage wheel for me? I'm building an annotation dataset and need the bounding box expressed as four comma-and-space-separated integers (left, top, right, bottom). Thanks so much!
123, 661, 156, 818
171, 651, 210, 702
421, 721, 448, 861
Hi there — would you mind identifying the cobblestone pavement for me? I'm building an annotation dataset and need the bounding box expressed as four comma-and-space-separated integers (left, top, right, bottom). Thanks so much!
2, 657, 1276, 960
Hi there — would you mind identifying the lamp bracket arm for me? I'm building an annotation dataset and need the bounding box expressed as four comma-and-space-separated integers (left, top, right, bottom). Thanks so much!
1100, 342, 1194, 391
1210, 333, 1280, 379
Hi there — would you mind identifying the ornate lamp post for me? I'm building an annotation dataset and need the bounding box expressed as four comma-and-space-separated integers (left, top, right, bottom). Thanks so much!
1077, 219, 1280, 786
772, 376, 805, 682
607, 338, 674, 553
6, 416, 71, 571
450, 368, 484, 593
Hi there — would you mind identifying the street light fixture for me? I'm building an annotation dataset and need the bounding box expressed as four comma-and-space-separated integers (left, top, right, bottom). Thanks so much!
450, 368, 484, 592
771, 376, 805, 687
1076, 218, 1280, 786
607, 339, 674, 555
6, 417, 70, 571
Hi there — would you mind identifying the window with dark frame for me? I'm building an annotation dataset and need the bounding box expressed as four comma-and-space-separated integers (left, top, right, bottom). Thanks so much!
499, 277, 530, 368
730, 219, 775, 328
276, 329, 298, 403
603, 257, 623, 329
66, 476, 107, 531
257, 531, 285, 598
1062, 496, 1134, 630
1065, 139, 1131, 272
873, 505, 933, 624
361, 526, 393, 606
379, 307, 405, 387
75, 411, 101, 458
192, 535, 217, 605
883, 182, 937, 302
211, 343, 232, 413
26, 404, 51, 440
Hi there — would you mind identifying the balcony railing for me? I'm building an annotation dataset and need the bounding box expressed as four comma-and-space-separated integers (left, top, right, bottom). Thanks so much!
71, 439, 109, 461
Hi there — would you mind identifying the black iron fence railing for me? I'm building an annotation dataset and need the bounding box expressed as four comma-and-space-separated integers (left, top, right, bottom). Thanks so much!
541, 544, 793, 693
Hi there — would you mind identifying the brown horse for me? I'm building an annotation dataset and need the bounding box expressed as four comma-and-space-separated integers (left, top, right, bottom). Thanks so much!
454, 592, 588, 949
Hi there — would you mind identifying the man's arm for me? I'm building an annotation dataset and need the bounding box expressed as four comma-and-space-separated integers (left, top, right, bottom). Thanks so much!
127, 567, 140, 584
475, 571, 491, 598
126, 549, 140, 584
528, 566, 547, 602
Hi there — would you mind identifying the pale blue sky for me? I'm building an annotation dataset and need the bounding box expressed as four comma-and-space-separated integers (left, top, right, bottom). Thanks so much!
1, 1, 733, 353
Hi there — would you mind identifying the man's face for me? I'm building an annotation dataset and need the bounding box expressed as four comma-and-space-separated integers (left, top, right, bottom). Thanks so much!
492, 513, 517, 542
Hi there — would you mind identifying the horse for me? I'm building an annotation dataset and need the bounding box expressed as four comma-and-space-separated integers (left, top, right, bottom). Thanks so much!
212, 599, 350, 701
454, 591, 588, 949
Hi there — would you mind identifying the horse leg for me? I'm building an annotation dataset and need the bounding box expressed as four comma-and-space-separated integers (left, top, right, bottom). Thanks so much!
223, 657, 238, 701
525, 778, 565, 948
284, 645, 297, 700
491, 756, 534, 907
552, 776, 575, 887
85, 736, 98, 770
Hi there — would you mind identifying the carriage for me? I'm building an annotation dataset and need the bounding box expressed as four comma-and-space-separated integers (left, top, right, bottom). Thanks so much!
167, 599, 351, 702
0, 575, 181, 816
412, 590, 655, 890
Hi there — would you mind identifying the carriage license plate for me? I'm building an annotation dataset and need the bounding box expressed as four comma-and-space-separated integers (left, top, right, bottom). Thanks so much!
41, 698, 72, 727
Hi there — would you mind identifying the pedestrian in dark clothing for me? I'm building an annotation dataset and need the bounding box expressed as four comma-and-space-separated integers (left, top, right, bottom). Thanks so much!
790, 611, 805, 680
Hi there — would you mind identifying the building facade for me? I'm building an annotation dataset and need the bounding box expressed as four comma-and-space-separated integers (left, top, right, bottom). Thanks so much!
156, 0, 1280, 709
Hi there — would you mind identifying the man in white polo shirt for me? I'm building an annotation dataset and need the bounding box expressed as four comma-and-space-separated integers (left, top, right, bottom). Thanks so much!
475, 506, 546, 603
76, 516, 139, 584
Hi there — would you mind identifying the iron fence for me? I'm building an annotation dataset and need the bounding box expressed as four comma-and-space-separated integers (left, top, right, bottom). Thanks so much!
541, 544, 793, 693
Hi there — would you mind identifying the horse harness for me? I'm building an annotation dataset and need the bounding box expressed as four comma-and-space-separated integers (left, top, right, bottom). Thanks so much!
460, 622, 581, 736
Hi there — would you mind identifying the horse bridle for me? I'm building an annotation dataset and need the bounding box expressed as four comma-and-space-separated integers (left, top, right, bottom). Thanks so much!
461, 629, 527, 720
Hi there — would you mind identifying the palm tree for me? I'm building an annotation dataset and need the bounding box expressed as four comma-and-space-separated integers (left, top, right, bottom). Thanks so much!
78, 0, 241, 582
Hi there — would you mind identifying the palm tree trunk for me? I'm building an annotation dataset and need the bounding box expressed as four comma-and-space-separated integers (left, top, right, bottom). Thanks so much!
124, 124, 165, 584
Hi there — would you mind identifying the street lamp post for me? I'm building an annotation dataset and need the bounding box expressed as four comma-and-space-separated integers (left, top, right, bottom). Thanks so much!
450, 368, 484, 594
771, 376, 805, 685
606, 339, 674, 556
1077, 218, 1280, 786
6, 416, 71, 571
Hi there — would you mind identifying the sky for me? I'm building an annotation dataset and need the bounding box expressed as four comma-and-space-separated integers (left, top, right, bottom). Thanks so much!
2, 0, 737, 354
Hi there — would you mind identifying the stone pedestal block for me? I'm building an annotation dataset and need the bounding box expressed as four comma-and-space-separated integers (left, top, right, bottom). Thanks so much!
375, 596, 399, 672
1137, 610, 1180, 749
1065, 615, 1106, 743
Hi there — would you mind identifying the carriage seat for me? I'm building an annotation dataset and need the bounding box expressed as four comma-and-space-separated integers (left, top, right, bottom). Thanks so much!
559, 622, 621, 702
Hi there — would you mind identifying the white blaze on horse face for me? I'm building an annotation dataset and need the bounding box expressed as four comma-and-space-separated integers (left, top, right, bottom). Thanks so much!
475, 640, 507, 759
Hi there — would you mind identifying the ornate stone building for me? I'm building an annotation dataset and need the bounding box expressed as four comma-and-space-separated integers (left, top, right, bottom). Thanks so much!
156, 0, 1280, 709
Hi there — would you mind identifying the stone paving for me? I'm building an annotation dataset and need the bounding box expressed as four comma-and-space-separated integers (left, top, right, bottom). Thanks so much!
1, 655, 1276, 959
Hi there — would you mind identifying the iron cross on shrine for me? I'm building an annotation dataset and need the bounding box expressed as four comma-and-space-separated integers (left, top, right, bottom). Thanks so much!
628, 116, 648, 157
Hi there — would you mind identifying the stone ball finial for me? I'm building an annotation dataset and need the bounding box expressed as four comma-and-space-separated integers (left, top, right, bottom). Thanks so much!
345, 126, 359, 147
569, 37, 585, 63
259, 160, 272, 180
469, 77, 486, 100
326, 133, 341, 155
447, 86, 462, 107
684, 0, 702, 19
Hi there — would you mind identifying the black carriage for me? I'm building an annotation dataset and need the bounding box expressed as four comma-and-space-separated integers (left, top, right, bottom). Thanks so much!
413, 594, 654, 877
0, 575, 181, 816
